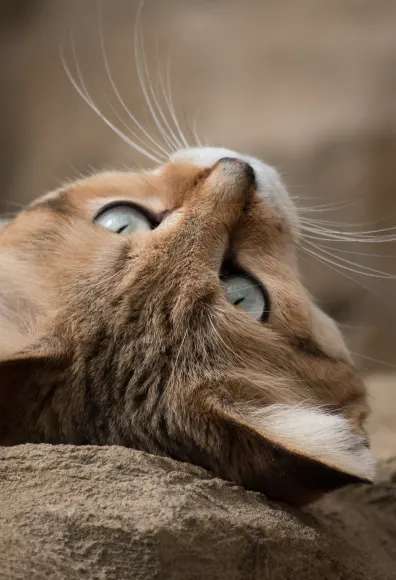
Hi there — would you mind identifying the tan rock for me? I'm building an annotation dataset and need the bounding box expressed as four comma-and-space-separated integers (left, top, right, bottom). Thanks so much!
1, 445, 395, 579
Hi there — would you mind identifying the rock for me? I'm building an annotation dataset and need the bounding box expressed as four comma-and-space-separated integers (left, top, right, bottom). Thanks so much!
1, 445, 395, 579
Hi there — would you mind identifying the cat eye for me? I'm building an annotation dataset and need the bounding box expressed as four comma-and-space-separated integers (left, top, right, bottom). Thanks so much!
94, 203, 154, 234
223, 275, 269, 322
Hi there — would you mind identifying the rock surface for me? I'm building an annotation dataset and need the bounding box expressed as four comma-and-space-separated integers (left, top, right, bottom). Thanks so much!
1, 445, 395, 580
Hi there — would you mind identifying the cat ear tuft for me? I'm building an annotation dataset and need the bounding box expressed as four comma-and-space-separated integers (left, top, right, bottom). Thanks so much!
218, 403, 375, 505
248, 404, 375, 482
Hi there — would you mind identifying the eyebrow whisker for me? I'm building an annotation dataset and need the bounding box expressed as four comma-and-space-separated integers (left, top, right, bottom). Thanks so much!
97, 4, 170, 160
134, 1, 182, 153
60, 35, 163, 165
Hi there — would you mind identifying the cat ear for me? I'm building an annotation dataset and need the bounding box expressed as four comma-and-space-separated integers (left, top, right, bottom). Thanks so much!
0, 252, 60, 443
215, 402, 375, 505
0, 252, 50, 359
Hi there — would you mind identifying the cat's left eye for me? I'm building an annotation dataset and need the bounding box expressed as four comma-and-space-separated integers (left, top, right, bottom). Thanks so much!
94, 203, 152, 234
223, 275, 269, 322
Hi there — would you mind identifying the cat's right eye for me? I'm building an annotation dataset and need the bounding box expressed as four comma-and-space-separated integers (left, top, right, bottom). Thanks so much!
94, 203, 153, 234
223, 275, 269, 322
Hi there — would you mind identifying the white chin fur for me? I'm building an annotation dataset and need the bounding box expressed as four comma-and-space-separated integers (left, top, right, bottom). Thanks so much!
249, 404, 376, 481
169, 147, 299, 235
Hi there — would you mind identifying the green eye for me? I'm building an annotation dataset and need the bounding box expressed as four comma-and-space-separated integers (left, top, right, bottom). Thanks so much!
223, 275, 268, 321
94, 204, 152, 234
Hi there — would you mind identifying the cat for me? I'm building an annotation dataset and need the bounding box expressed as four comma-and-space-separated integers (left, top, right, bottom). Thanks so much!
0, 146, 375, 505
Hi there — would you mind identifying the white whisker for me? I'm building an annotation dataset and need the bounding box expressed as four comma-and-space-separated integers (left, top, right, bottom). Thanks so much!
163, 55, 190, 148
107, 100, 167, 161
192, 110, 204, 147
303, 243, 396, 260
300, 224, 396, 244
60, 36, 162, 164
298, 199, 359, 213
300, 214, 396, 230
97, 4, 170, 160
300, 245, 380, 296
139, 30, 182, 150
134, 2, 181, 153
0, 199, 26, 210
302, 220, 396, 237
303, 239, 396, 279
351, 352, 396, 371
207, 310, 244, 365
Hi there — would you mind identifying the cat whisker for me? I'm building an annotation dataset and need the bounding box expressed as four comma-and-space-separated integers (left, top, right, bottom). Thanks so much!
192, 111, 204, 147
300, 225, 396, 244
107, 100, 167, 162
207, 310, 244, 365
157, 50, 190, 149
182, 112, 199, 148
299, 211, 396, 238
297, 198, 359, 213
139, 32, 181, 151
168, 328, 189, 382
135, 2, 182, 153
0, 199, 26, 210
60, 36, 163, 164
337, 323, 368, 330
302, 242, 396, 260
97, 4, 169, 160
165, 57, 191, 148
186, 125, 198, 148
303, 239, 396, 279
300, 244, 381, 296
136, 36, 179, 154
351, 352, 396, 371
301, 220, 396, 238
300, 214, 396, 229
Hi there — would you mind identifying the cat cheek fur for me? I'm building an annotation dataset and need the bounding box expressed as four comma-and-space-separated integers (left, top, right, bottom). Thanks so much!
0, 147, 376, 504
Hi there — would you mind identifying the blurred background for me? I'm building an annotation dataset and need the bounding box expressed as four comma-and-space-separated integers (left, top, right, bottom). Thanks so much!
0, 0, 395, 454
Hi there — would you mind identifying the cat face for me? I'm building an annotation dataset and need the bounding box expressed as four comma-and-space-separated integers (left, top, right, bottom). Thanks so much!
0, 147, 375, 504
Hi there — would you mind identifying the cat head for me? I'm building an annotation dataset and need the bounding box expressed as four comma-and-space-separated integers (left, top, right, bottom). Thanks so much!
0, 147, 375, 505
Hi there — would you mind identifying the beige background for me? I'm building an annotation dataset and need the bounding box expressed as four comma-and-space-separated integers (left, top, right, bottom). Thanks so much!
0, 0, 395, 455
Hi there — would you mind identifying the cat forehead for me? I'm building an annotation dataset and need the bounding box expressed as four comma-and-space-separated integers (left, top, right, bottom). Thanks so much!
30, 148, 299, 237
30, 170, 167, 216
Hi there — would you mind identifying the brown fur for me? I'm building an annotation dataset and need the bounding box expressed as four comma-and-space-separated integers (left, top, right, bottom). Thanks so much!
0, 156, 371, 505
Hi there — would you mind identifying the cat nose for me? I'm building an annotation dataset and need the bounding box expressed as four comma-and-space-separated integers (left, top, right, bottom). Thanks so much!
216, 157, 256, 188
200, 156, 256, 213
153, 156, 257, 274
